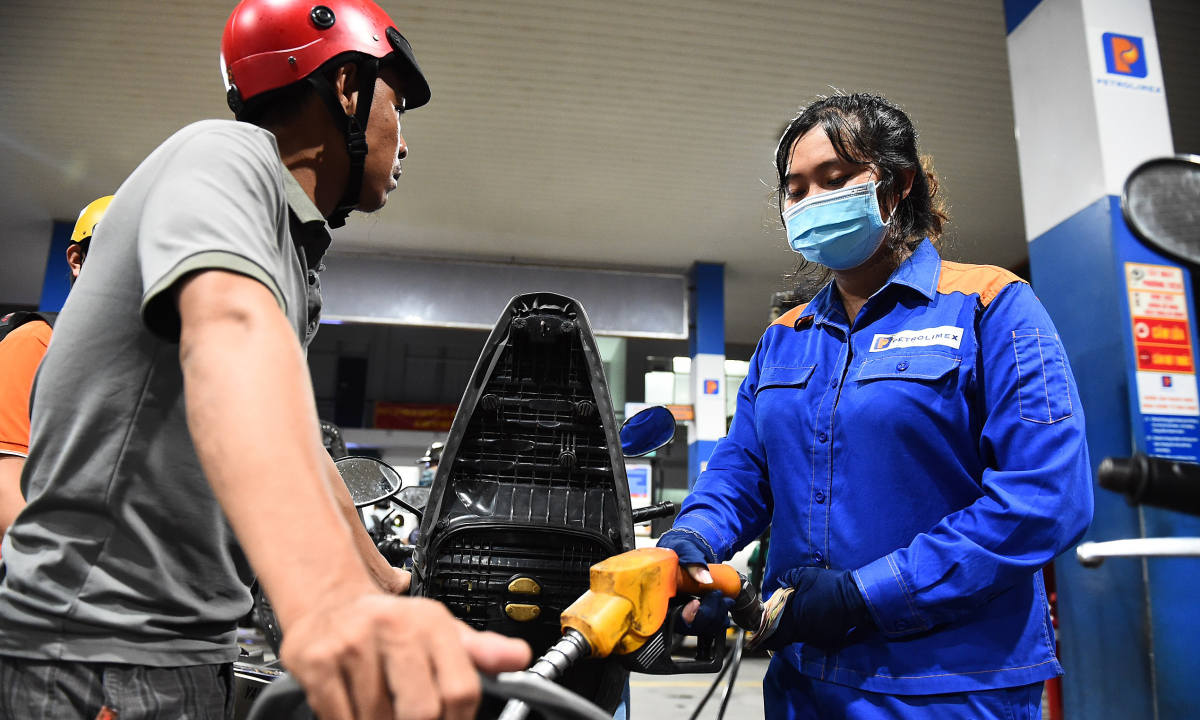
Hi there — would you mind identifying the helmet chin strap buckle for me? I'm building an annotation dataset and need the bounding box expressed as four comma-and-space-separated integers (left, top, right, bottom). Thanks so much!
307, 57, 379, 229
328, 117, 369, 228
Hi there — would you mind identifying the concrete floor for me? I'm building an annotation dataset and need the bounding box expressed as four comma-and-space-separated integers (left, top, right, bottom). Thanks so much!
628, 656, 769, 720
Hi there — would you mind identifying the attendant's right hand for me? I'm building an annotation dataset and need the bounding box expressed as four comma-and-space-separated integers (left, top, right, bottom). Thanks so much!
280, 589, 531, 720
674, 591, 734, 636
657, 528, 718, 586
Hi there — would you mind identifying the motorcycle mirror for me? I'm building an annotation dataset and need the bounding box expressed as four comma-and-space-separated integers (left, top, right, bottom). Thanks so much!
620, 406, 676, 457
334, 456, 403, 508
1122, 155, 1200, 264
394, 486, 431, 521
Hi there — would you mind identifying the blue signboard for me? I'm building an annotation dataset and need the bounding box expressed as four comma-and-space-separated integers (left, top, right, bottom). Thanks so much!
1113, 198, 1200, 461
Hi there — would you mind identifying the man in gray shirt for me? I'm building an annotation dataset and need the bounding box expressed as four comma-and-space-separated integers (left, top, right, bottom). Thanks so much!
0, 1, 528, 718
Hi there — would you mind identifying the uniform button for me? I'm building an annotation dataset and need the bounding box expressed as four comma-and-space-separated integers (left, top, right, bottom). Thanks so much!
814, 491, 825, 503
830, 377, 838, 388
896, 361, 909, 371
818, 432, 828, 443
812, 551, 824, 563
896, 621, 909, 631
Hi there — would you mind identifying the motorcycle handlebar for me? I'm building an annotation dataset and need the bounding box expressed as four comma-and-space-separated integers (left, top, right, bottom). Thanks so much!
375, 538, 415, 565
246, 671, 611, 720
1098, 454, 1200, 517
631, 501, 678, 524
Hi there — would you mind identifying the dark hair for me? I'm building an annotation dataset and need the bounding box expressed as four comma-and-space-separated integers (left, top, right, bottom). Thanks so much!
774, 92, 948, 297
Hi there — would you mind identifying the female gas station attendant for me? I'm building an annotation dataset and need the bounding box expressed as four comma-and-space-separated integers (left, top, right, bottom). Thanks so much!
659, 93, 1094, 719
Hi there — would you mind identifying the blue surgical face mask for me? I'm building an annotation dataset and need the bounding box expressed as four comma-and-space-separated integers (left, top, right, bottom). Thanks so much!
783, 180, 890, 270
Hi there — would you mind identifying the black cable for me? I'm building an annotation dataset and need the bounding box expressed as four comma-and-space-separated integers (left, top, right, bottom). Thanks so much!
686, 642, 734, 720
714, 630, 746, 720
689, 530, 767, 720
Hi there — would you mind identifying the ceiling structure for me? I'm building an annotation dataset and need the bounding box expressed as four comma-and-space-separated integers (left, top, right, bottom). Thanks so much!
0, 0, 1026, 344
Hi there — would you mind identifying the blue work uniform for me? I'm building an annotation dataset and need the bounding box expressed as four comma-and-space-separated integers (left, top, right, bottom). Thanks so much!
672, 241, 1093, 715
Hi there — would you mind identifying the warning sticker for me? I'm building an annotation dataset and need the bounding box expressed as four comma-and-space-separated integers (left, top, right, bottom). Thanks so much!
1126, 264, 1186, 294
1126, 263, 1198, 418
1135, 371, 1199, 416
1133, 318, 1193, 372
1129, 291, 1189, 320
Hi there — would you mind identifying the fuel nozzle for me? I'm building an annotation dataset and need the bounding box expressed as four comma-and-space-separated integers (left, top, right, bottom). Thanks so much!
498, 548, 767, 720
671, 560, 763, 633
728, 573, 764, 632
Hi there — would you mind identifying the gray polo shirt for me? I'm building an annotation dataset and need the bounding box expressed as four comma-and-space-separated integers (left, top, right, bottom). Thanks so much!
0, 119, 330, 666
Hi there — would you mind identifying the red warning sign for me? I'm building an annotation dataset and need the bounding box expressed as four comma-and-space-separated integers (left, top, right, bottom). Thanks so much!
1126, 263, 1199, 416
1135, 345, 1194, 372
1133, 318, 1194, 372
1127, 266, 1196, 374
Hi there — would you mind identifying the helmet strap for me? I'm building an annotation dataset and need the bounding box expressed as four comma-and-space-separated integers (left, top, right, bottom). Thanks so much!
307, 57, 380, 229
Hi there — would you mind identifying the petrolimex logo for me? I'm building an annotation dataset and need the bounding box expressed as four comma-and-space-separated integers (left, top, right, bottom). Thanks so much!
1103, 33, 1147, 78
869, 326, 963, 353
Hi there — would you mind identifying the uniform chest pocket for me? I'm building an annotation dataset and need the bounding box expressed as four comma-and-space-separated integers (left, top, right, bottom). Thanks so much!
1012, 329, 1073, 424
756, 365, 816, 393
856, 353, 961, 382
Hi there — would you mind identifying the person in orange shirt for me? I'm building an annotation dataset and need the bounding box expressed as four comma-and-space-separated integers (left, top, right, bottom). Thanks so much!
0, 195, 111, 533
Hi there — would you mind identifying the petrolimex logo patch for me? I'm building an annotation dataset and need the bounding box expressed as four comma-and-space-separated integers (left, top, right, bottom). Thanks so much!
869, 326, 964, 353
1103, 33, 1147, 78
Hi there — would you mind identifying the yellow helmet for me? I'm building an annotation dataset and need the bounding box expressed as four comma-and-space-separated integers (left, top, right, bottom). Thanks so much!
71, 195, 114, 244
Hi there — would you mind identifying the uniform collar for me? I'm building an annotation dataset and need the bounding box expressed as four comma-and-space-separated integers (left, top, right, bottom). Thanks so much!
805, 283, 844, 329
886, 239, 941, 301
800, 239, 941, 331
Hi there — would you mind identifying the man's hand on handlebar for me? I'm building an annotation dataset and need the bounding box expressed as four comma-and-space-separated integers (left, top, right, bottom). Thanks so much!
281, 591, 531, 720
382, 567, 412, 595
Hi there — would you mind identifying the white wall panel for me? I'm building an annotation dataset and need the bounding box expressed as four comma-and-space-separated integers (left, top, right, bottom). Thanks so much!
1007, 0, 1173, 241
1082, 0, 1173, 196
321, 254, 688, 338
1007, 0, 1105, 241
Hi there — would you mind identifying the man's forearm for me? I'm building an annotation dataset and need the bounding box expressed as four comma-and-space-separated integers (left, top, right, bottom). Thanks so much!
178, 271, 377, 629
0, 455, 27, 534
323, 454, 410, 594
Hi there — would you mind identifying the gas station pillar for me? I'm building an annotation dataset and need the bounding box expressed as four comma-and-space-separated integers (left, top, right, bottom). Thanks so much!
1006, 1, 1200, 717
687, 263, 726, 490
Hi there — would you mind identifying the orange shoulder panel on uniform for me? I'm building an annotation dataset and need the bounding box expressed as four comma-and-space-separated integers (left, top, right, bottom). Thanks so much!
937, 261, 1027, 308
0, 320, 53, 457
770, 303, 813, 328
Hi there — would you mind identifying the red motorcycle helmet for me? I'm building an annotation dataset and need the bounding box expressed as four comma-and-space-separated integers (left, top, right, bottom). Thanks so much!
220, 0, 431, 226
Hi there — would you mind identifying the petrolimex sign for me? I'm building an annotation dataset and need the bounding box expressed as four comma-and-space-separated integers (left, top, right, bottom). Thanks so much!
1093, 30, 1161, 94
1103, 33, 1147, 77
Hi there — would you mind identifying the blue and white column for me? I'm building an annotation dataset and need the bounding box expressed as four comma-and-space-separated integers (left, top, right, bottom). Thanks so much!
1006, 1, 1200, 717
687, 263, 725, 490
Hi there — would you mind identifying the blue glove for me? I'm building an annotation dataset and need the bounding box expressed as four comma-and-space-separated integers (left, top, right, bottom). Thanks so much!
760, 567, 873, 651
674, 591, 734, 637
656, 528, 717, 567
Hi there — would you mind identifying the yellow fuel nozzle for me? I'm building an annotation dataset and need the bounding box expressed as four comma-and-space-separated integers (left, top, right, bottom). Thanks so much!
502, 548, 759, 720
558, 547, 747, 658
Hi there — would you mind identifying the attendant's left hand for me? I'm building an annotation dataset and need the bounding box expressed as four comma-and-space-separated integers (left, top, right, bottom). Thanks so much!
760, 566, 872, 651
